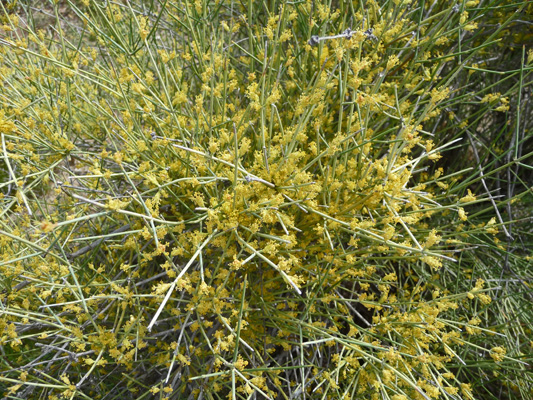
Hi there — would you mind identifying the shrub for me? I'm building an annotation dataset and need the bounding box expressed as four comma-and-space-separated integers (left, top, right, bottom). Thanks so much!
0, 0, 532, 399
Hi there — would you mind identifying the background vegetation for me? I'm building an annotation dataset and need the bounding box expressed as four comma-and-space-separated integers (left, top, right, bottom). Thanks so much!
0, 0, 532, 399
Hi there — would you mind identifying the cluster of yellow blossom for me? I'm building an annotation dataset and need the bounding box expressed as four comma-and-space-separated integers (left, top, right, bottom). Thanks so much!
0, 0, 527, 398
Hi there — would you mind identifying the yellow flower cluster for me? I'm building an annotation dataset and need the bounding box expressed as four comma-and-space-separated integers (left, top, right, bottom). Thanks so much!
0, 0, 526, 399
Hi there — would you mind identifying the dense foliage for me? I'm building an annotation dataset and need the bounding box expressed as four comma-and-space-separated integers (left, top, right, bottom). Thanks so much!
0, 0, 532, 399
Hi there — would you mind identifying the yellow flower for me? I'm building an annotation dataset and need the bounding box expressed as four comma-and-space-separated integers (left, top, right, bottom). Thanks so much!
460, 189, 476, 203
40, 220, 57, 233
386, 55, 399, 70
490, 346, 506, 363
458, 207, 468, 221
